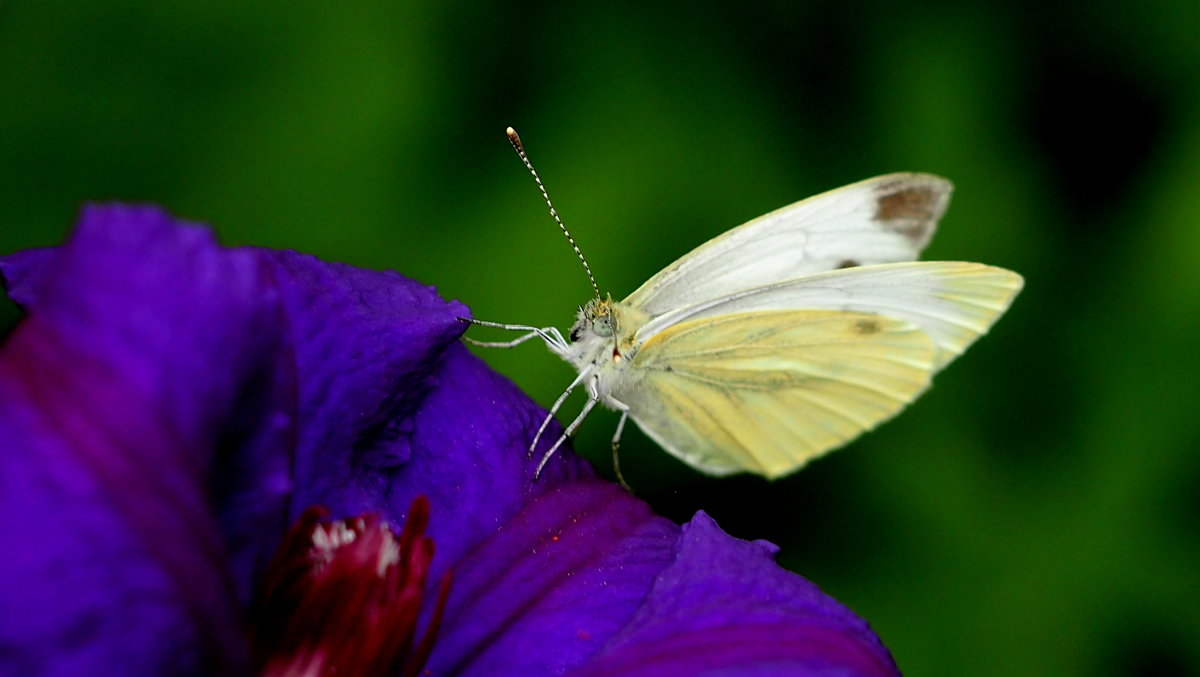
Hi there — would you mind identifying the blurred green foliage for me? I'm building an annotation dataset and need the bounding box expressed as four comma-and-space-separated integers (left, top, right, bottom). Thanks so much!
2, 1, 1198, 674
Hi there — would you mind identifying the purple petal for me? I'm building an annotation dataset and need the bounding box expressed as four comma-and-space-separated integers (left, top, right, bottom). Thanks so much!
380, 342, 596, 577
426, 479, 679, 676
0, 204, 273, 675
569, 511, 900, 676
237, 249, 594, 582
0, 246, 59, 308
423, 478, 898, 677
0, 203, 598, 674
1, 203, 901, 677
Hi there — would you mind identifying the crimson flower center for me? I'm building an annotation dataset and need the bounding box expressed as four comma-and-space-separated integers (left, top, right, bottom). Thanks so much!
249, 497, 450, 677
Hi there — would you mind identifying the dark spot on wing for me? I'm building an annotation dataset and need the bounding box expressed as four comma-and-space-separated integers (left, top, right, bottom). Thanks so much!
873, 183, 941, 246
875, 185, 937, 221
853, 318, 881, 335
837, 259, 859, 269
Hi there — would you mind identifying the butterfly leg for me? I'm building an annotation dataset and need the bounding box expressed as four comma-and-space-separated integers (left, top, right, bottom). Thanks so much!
458, 318, 568, 354
529, 367, 592, 458
610, 410, 632, 492
463, 331, 543, 349
534, 397, 598, 480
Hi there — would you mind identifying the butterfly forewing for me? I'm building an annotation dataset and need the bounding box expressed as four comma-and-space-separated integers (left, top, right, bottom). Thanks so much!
612, 310, 937, 478
623, 173, 953, 316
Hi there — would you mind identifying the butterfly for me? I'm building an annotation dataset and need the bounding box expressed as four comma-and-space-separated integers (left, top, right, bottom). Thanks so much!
469, 128, 1022, 483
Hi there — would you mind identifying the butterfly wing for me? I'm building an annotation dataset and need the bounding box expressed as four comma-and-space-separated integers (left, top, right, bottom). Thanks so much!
622, 173, 953, 316
610, 310, 937, 478
635, 261, 1023, 369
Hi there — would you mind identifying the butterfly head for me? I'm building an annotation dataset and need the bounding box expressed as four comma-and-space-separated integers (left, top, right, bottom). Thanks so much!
571, 295, 617, 342
565, 296, 652, 372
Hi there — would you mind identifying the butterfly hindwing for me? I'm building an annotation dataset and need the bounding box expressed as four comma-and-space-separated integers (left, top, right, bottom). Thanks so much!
611, 310, 937, 478
635, 261, 1024, 369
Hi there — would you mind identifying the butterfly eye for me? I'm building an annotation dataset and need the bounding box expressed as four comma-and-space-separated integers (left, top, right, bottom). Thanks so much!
593, 315, 614, 337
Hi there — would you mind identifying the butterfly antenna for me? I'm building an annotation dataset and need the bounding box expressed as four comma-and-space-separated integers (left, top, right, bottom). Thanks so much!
507, 127, 601, 299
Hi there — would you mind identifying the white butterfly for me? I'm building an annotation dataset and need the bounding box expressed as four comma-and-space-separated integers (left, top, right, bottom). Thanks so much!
470, 128, 1022, 483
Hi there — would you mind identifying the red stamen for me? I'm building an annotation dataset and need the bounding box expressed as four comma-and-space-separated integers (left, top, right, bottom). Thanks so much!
250, 497, 451, 677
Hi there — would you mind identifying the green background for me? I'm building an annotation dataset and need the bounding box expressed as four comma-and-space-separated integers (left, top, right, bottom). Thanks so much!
2, 2, 1197, 675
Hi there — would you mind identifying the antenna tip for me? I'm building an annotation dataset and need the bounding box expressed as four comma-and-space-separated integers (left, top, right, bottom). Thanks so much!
506, 127, 524, 151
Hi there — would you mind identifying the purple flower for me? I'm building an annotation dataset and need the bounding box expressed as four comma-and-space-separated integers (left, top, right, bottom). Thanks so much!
0, 205, 901, 676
